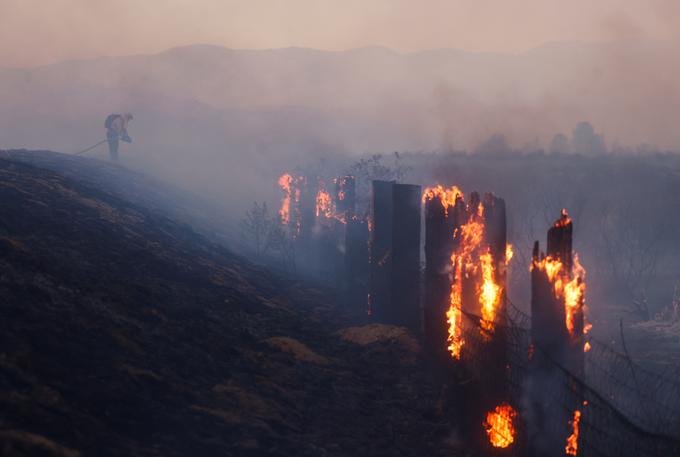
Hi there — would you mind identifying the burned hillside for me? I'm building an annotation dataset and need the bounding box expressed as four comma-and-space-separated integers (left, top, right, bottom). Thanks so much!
0, 150, 457, 457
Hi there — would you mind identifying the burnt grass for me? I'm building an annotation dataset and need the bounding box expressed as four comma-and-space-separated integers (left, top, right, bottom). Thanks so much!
0, 151, 466, 457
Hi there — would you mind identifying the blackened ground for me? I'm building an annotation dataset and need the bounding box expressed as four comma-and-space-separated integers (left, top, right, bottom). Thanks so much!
0, 151, 463, 457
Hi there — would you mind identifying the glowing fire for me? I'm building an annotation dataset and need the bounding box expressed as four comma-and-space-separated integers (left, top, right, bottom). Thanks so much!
422, 185, 463, 215
565, 409, 581, 456
316, 188, 333, 219
484, 403, 517, 448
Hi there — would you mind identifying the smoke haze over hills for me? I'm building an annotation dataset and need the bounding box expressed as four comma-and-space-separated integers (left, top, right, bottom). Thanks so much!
1, 40, 679, 215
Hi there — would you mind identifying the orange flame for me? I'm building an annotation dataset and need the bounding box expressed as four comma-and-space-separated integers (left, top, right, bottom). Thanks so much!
565, 410, 581, 456
564, 255, 586, 336
480, 250, 501, 334
422, 185, 463, 215
505, 243, 514, 264
555, 208, 572, 227
425, 187, 508, 358
446, 198, 509, 354
278, 173, 293, 224
447, 257, 464, 358
532, 253, 588, 338
448, 212, 485, 357
484, 403, 517, 448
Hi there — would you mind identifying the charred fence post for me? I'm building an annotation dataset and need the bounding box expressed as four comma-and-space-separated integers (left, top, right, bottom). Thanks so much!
293, 175, 317, 274
528, 211, 584, 457
391, 183, 422, 329
335, 176, 356, 220
369, 180, 395, 321
336, 176, 369, 313
369, 180, 422, 329
345, 218, 369, 315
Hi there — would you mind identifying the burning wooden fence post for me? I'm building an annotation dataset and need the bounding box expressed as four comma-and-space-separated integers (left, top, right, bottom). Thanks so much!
369, 180, 422, 329
529, 210, 586, 456
531, 210, 585, 376
391, 183, 422, 328
479, 193, 511, 418
422, 186, 517, 452
423, 189, 458, 359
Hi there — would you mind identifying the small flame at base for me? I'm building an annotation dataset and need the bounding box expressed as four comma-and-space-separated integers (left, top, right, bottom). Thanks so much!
565, 410, 582, 456
484, 403, 518, 448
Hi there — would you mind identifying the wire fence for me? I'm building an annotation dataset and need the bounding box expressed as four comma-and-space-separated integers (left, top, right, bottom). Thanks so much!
457, 302, 680, 456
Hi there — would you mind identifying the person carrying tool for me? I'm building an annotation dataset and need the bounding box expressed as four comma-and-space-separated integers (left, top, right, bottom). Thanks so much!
105, 113, 133, 161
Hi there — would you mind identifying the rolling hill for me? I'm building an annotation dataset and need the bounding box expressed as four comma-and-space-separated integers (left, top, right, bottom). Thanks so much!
0, 150, 453, 457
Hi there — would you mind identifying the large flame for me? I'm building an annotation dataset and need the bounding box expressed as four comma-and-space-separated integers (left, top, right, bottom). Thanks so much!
423, 186, 509, 358
484, 403, 517, 448
565, 409, 581, 456
448, 213, 485, 357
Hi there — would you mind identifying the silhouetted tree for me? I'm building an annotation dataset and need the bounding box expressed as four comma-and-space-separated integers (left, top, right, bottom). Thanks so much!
348, 152, 410, 214
572, 121, 607, 156
475, 133, 516, 156
549, 133, 570, 155
600, 202, 666, 320
240, 201, 274, 258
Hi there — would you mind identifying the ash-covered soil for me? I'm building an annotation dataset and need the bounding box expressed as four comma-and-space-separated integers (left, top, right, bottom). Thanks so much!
0, 151, 459, 457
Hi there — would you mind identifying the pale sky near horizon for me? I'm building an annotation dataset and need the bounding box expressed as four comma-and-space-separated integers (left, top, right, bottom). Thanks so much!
0, 0, 677, 67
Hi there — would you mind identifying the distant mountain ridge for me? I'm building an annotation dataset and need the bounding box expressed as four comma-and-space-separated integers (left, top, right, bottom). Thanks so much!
0, 40, 676, 220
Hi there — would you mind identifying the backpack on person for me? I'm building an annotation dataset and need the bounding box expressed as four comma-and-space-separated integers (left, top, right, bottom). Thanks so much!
104, 114, 120, 129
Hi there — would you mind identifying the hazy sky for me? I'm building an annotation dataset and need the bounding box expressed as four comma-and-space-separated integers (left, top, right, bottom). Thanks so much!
0, 0, 677, 67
